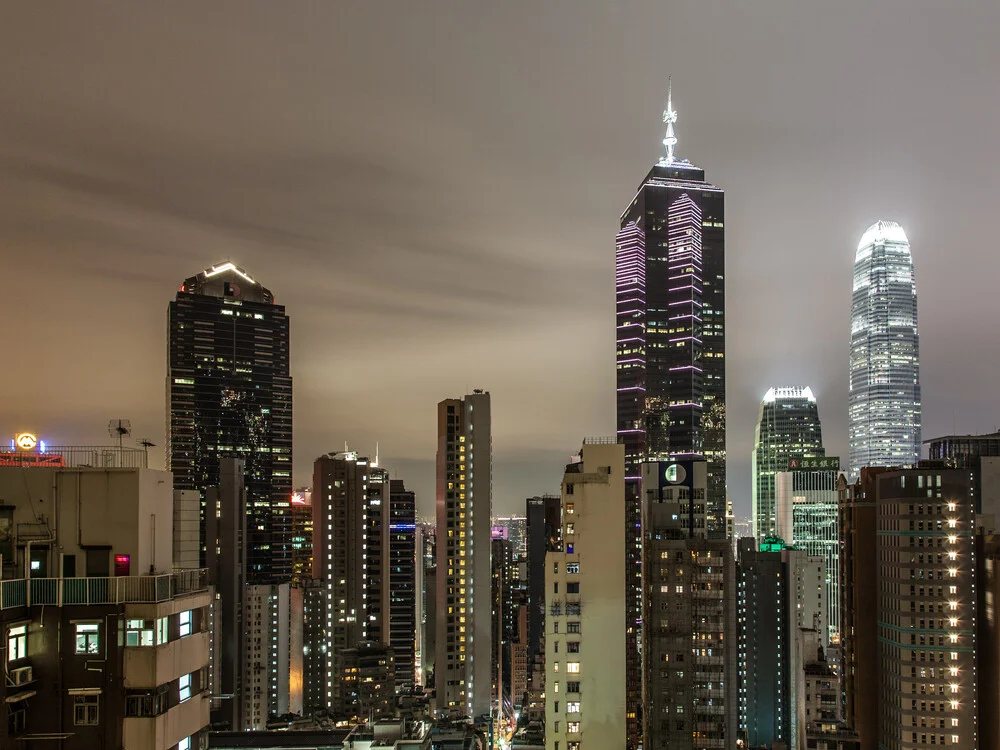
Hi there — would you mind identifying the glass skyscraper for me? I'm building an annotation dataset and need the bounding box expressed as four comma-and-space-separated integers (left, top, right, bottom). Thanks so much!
849, 220, 921, 478
751, 386, 824, 539
168, 262, 293, 583
616, 86, 726, 746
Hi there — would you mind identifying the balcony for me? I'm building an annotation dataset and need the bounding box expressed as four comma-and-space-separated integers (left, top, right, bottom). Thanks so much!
124, 631, 210, 688
0, 570, 209, 610
123, 688, 209, 750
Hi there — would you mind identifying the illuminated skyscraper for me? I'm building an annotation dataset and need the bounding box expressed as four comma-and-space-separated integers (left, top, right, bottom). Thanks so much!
616, 82, 726, 742
849, 221, 921, 478
435, 390, 492, 718
168, 262, 293, 583
751, 386, 825, 539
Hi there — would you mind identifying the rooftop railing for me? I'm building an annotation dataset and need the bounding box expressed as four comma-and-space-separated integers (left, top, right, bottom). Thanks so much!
0, 569, 208, 609
0, 446, 149, 469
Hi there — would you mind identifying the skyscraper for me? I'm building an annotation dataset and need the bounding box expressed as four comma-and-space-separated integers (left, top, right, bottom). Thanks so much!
616, 84, 726, 743
435, 390, 492, 718
849, 221, 921, 478
751, 386, 825, 539
168, 261, 293, 583
388, 478, 417, 689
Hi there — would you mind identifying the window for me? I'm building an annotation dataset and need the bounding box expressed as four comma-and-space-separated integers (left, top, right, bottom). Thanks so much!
567, 721, 581, 733
566, 523, 575, 535
73, 695, 99, 725
567, 582, 580, 594
125, 619, 154, 647
126, 687, 169, 717
179, 610, 192, 637
567, 622, 581, 634
554, 582, 559, 594
179, 673, 191, 702
568, 641, 580, 653
568, 744, 580, 750
566, 503, 575, 514
567, 701, 581, 713
567, 562, 580, 574
567, 662, 581, 673
178, 738, 192, 750
75, 623, 100, 654
156, 617, 169, 645
7, 624, 27, 662
567, 681, 580, 693
566, 543, 574, 554
553, 681, 559, 693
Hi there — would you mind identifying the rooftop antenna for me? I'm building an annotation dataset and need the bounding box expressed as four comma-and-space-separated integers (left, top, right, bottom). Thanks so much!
661, 75, 678, 164
139, 438, 156, 464
108, 419, 132, 451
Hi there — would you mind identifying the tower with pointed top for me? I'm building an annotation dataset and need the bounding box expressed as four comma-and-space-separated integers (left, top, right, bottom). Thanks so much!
616, 84, 727, 748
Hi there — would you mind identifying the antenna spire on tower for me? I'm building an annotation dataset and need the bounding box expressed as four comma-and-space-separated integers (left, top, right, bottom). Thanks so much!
661, 75, 678, 164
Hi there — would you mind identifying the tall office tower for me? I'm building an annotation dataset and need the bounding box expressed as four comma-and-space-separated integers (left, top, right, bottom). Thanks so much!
388, 478, 417, 689
874, 468, 977, 750
365, 465, 390, 643
641, 459, 738, 750
617, 87, 726, 743
526, 494, 561, 682
849, 221, 921, 479
435, 391, 492, 718
976, 531, 1000, 750
775, 460, 841, 638
752, 387, 825, 539
418, 523, 436, 686
838, 468, 886, 748
496, 516, 529, 559
546, 440, 626, 750
168, 261, 293, 583
312, 451, 369, 714
290, 488, 313, 583
492, 536, 515, 718
737, 538, 828, 750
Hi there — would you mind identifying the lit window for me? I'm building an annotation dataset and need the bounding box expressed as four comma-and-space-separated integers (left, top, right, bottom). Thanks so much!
7, 625, 27, 662
567, 662, 581, 674
179, 673, 191, 702
567, 721, 581, 733
178, 738, 191, 750
566, 503, 575, 514
73, 694, 99, 725
75, 623, 100, 655
125, 620, 154, 647
156, 617, 169, 645
567, 701, 581, 713
179, 611, 192, 637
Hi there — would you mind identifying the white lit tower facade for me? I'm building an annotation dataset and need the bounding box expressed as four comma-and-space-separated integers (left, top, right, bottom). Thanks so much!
849, 221, 921, 478
616, 82, 726, 744
435, 391, 492, 718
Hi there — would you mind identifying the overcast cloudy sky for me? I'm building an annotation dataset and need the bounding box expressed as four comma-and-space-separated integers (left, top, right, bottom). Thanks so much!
2, 2, 999, 518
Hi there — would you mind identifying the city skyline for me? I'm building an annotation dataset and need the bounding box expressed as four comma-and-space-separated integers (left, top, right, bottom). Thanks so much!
3, 4, 1000, 520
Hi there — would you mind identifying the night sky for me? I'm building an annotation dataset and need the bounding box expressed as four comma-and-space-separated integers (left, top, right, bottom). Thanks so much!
2, 2, 999, 519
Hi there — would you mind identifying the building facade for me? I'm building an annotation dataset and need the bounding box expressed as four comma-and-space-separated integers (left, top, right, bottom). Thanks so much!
0, 460, 210, 750
167, 261, 293, 583
849, 222, 921, 478
776, 465, 841, 638
641, 458, 738, 750
875, 468, 977, 750
435, 391, 492, 718
388, 479, 416, 690
616, 91, 726, 743
546, 440, 626, 750
525, 494, 561, 686
752, 386, 825, 539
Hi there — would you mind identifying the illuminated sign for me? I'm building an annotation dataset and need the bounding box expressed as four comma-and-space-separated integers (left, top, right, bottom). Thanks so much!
787, 456, 840, 471
15, 433, 37, 451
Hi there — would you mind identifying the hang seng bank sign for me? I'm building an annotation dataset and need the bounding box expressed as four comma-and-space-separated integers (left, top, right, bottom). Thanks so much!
787, 456, 841, 471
